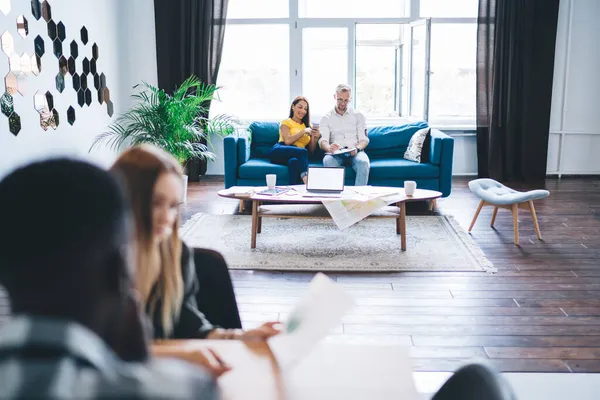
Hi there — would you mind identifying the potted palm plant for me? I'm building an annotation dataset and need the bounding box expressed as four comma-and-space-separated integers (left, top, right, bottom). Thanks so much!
91, 75, 236, 201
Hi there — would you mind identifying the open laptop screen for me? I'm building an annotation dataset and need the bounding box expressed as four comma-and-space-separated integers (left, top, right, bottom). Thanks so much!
306, 167, 345, 191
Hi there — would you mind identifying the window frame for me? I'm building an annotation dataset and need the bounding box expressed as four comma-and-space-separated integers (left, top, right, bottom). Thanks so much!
223, 0, 477, 128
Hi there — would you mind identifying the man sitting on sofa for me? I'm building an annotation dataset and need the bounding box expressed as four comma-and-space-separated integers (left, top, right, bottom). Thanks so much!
318, 84, 370, 186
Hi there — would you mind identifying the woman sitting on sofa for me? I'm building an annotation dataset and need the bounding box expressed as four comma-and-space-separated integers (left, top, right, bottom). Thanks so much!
269, 96, 320, 184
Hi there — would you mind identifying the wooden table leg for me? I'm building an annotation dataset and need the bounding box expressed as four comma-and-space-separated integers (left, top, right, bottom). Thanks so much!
512, 203, 519, 246
257, 201, 262, 234
428, 199, 438, 212
239, 200, 245, 213
400, 202, 407, 251
251, 200, 258, 249
396, 203, 401, 234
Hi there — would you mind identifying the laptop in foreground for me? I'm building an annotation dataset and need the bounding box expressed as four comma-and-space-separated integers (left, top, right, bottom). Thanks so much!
302, 167, 345, 198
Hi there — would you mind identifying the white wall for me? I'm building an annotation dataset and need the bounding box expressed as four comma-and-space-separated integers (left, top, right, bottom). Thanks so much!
0, 0, 157, 179
547, 0, 600, 175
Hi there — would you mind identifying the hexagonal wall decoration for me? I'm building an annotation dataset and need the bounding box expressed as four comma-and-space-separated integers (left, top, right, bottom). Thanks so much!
33, 90, 48, 112
97, 87, 104, 104
82, 57, 90, 75
93, 74, 100, 90
57, 21, 66, 42
16, 73, 26, 96
67, 56, 75, 74
9, 112, 21, 136
67, 106, 75, 125
90, 58, 97, 75
106, 100, 114, 117
84, 88, 92, 106
20, 53, 31, 74
45, 91, 54, 110
41, 0, 51, 22
31, 0, 42, 20
1, 31, 15, 56
55, 72, 64, 92
34, 35, 44, 57
31, 54, 41, 75
58, 55, 67, 75
4, 72, 17, 94
9, 53, 21, 72
17, 15, 29, 38
77, 89, 84, 107
47, 20, 57, 40
92, 43, 99, 60
80, 27, 88, 44
1, 92, 14, 117
53, 39, 62, 58
70, 40, 78, 58
80, 73, 88, 90
51, 109, 59, 129
72, 73, 80, 91
0, 0, 11, 16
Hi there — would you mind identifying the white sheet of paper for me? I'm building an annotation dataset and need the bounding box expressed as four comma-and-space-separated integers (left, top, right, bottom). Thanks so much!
268, 273, 355, 369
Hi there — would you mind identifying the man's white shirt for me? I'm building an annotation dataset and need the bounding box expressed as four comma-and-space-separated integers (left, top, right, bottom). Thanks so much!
318, 108, 369, 149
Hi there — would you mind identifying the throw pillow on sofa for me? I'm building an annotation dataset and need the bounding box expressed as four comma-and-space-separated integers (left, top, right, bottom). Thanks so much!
403, 127, 431, 163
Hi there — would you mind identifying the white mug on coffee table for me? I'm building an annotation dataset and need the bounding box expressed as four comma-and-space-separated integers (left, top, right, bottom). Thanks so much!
404, 180, 417, 196
266, 174, 277, 189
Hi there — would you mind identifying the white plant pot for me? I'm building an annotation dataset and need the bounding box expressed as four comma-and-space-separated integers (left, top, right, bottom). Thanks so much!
182, 174, 188, 203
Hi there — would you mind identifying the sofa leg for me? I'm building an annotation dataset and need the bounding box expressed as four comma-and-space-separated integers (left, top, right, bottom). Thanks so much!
512, 203, 519, 246
490, 206, 499, 228
469, 200, 485, 232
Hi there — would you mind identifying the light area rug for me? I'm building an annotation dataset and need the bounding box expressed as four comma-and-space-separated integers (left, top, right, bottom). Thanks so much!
181, 213, 495, 273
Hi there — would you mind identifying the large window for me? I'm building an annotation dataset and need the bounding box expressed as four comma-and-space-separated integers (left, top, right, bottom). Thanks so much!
214, 0, 477, 127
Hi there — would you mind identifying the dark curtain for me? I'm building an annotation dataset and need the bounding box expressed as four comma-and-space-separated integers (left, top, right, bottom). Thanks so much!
154, 0, 229, 179
476, 0, 560, 181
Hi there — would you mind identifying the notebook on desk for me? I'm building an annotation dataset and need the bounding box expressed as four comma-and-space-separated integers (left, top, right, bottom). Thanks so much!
302, 166, 345, 197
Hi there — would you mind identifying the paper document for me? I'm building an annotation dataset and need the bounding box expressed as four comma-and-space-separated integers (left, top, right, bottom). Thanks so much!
325, 147, 357, 156
268, 273, 354, 369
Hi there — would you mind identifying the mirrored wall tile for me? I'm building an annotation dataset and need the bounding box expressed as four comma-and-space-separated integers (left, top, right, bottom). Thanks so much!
106, 99, 114, 117
92, 43, 98, 60
67, 105, 75, 125
97, 87, 104, 104
82, 57, 90, 75
103, 87, 110, 103
77, 89, 84, 107
33, 90, 48, 112
80, 73, 87, 90
9, 53, 20, 72
31, 54, 41, 75
4, 72, 17, 95
93, 73, 100, 90
99, 73, 106, 88
9, 112, 21, 136
16, 73, 26, 96
80, 26, 88, 45
16, 15, 29, 38
72, 73, 80, 91
84, 88, 91, 106
1, 31, 15, 56
34, 34, 44, 56
55, 72, 64, 93
47, 19, 57, 40
70, 40, 78, 59
90, 58, 97, 75
58, 55, 67, 75
57, 21, 65, 42
67, 56, 75, 75
31, 0, 42, 20
41, 0, 51, 22
0, 0, 11, 16
39, 108, 51, 130
45, 91, 53, 110
52, 39, 62, 58
50, 108, 59, 129
0, 92, 14, 117
20, 53, 31, 74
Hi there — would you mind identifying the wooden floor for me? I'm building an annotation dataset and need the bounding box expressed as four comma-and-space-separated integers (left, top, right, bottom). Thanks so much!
183, 176, 600, 373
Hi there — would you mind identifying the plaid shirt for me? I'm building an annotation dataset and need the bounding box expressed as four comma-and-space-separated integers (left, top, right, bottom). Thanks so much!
0, 315, 218, 399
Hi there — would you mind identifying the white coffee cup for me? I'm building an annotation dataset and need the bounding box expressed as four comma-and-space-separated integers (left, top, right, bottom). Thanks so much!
266, 174, 277, 189
404, 180, 417, 196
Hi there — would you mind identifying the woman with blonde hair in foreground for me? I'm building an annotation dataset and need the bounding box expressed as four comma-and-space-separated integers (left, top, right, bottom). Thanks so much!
110, 145, 280, 373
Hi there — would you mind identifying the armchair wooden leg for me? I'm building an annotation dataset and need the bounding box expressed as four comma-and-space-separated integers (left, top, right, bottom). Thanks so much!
528, 200, 542, 240
469, 200, 485, 232
512, 203, 519, 246
491, 206, 499, 227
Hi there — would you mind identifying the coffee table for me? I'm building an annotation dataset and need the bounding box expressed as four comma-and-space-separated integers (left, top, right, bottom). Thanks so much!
217, 186, 442, 251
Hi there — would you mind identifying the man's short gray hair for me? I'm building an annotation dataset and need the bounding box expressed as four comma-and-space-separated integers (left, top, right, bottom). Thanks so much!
335, 84, 352, 94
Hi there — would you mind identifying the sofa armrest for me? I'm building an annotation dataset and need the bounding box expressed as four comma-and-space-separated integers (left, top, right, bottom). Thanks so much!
430, 129, 454, 197
237, 136, 251, 166
223, 135, 239, 189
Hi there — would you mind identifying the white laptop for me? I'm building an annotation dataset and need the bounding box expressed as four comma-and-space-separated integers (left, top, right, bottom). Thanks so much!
302, 167, 345, 198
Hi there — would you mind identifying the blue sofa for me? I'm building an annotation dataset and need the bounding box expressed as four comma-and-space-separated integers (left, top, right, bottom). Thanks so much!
223, 120, 454, 197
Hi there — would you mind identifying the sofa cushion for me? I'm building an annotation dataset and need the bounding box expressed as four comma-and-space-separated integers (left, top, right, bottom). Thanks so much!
249, 122, 280, 159
238, 158, 289, 181
403, 127, 431, 163
365, 121, 429, 159
369, 158, 439, 180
